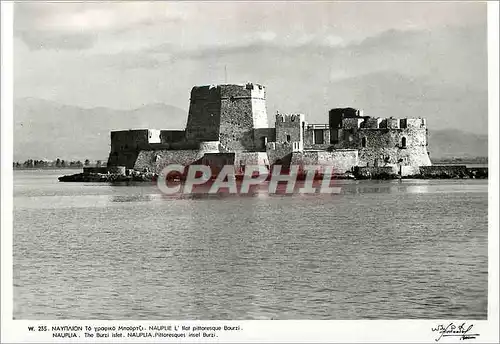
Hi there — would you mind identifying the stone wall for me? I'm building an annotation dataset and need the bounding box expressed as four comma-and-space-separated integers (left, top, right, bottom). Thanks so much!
275, 114, 305, 144
184, 84, 268, 152
200, 153, 236, 176
266, 142, 294, 165
160, 130, 185, 143
401, 165, 421, 176
343, 118, 365, 129
199, 152, 270, 176
83, 167, 108, 174
107, 150, 140, 169
108, 129, 166, 168
134, 149, 203, 173
235, 152, 269, 167
333, 127, 431, 168
107, 166, 126, 175
253, 128, 276, 152
328, 108, 362, 130
318, 150, 358, 173
289, 149, 358, 173
219, 86, 256, 151
304, 125, 331, 149
355, 166, 397, 179
185, 86, 222, 142
110, 130, 149, 152
419, 165, 468, 177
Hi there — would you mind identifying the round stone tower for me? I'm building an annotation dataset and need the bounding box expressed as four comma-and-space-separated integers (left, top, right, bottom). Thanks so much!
185, 83, 269, 152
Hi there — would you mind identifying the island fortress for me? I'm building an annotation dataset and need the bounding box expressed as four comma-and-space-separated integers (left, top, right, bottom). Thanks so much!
106, 83, 432, 176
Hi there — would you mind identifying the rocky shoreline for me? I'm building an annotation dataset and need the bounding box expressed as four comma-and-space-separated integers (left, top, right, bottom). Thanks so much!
58, 166, 488, 183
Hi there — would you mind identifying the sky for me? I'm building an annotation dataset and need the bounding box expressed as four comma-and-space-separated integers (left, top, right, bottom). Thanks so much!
14, 1, 488, 134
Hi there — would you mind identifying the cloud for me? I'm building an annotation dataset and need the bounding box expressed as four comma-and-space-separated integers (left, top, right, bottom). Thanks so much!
13, 1, 487, 137
18, 31, 98, 51
14, 2, 186, 50
144, 31, 346, 60
94, 52, 162, 70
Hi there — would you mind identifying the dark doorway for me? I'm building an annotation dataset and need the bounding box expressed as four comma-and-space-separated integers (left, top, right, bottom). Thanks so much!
314, 129, 324, 144
260, 136, 268, 149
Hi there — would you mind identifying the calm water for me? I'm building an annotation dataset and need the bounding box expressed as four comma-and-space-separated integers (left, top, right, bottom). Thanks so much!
13, 169, 488, 319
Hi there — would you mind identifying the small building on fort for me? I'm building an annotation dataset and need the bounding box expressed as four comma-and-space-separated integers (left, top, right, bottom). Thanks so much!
106, 83, 432, 176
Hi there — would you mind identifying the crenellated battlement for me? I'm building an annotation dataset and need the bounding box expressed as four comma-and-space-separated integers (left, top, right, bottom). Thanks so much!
340, 116, 427, 130
275, 113, 306, 124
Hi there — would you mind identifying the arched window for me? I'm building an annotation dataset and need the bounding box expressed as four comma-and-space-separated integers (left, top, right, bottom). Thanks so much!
362, 137, 367, 148
286, 135, 291, 143
401, 137, 407, 148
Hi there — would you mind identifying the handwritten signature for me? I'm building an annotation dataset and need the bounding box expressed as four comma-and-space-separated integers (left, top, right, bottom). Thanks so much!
432, 323, 479, 342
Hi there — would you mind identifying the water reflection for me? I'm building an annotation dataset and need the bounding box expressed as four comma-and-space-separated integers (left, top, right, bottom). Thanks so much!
407, 185, 431, 194
109, 194, 158, 203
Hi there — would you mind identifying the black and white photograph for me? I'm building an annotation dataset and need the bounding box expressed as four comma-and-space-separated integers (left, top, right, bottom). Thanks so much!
1, 1, 499, 343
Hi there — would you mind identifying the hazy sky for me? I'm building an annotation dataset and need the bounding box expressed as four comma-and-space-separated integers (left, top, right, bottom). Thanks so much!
14, 2, 488, 133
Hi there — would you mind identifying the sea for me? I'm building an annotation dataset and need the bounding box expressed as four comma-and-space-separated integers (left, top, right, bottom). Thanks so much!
13, 169, 488, 319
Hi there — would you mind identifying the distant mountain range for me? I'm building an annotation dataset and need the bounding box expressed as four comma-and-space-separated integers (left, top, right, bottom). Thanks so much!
14, 98, 187, 161
13, 97, 487, 161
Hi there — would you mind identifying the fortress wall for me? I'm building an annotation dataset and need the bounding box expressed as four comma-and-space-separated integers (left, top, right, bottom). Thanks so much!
406, 118, 426, 128
83, 167, 108, 174
355, 166, 397, 178
289, 149, 358, 173
201, 153, 237, 176
387, 118, 400, 129
304, 126, 331, 149
185, 84, 267, 152
251, 97, 268, 128
219, 93, 255, 151
266, 142, 294, 165
334, 127, 431, 167
220, 84, 252, 98
250, 85, 271, 149
235, 152, 269, 166
419, 165, 468, 177
275, 114, 305, 144
401, 165, 421, 176
185, 86, 222, 142
342, 118, 364, 129
290, 152, 320, 170
107, 151, 141, 169
317, 150, 359, 173
134, 149, 203, 173
160, 130, 185, 143
198, 141, 220, 153
198, 152, 269, 176
110, 130, 149, 152
253, 128, 276, 151
132, 140, 220, 173
107, 166, 126, 175
304, 129, 313, 147
363, 117, 382, 129
148, 141, 200, 150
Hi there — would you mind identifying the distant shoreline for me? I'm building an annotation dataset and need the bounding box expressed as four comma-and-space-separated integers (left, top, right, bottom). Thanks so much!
14, 166, 89, 171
